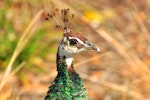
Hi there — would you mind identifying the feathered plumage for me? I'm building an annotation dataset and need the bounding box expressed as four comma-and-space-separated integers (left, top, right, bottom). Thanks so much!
44, 8, 99, 100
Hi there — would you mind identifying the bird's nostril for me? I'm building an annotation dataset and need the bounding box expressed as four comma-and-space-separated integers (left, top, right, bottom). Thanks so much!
86, 41, 93, 46
85, 41, 100, 51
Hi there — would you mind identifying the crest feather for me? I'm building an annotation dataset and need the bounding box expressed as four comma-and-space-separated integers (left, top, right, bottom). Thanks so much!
45, 8, 74, 34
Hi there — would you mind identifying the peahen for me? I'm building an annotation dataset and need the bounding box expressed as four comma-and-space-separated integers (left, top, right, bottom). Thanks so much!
44, 9, 100, 100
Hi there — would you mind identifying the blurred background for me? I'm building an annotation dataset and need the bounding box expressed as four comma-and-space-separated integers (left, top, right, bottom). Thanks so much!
0, 0, 150, 100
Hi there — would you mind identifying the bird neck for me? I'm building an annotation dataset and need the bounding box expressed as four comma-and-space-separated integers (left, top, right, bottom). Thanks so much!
56, 52, 75, 71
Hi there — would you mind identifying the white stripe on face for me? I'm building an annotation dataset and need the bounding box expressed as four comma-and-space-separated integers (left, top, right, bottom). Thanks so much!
68, 37, 85, 45
67, 36, 100, 52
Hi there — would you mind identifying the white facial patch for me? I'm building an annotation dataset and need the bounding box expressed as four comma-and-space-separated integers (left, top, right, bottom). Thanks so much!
58, 43, 74, 67
65, 57, 74, 67
59, 37, 81, 55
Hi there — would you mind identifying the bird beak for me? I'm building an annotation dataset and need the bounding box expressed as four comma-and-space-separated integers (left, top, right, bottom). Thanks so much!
91, 44, 100, 52
85, 41, 100, 52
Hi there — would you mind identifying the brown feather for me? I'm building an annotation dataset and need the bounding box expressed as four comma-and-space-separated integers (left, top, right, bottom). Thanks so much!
64, 32, 87, 43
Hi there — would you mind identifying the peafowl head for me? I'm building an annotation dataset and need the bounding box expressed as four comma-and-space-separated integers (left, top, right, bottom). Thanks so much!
59, 30, 100, 56
57, 30, 100, 67
45, 8, 100, 67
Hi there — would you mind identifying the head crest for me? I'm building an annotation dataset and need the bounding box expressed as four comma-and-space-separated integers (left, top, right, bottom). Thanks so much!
45, 8, 74, 34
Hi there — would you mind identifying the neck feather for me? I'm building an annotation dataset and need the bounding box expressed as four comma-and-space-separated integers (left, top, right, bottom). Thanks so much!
57, 52, 74, 68
65, 58, 74, 67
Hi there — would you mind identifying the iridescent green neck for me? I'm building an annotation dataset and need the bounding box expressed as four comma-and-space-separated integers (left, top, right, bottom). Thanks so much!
46, 52, 88, 100
45, 61, 72, 100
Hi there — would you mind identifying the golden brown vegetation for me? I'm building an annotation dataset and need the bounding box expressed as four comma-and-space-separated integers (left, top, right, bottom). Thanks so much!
0, 0, 150, 100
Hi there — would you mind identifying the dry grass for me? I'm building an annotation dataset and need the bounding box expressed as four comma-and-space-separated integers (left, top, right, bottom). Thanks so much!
0, 9, 44, 91
0, 0, 150, 100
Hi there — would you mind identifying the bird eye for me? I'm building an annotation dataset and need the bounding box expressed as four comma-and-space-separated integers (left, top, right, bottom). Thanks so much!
69, 39, 78, 45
